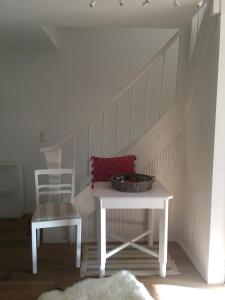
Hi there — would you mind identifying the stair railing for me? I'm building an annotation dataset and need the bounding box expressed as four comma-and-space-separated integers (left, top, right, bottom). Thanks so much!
41, 31, 181, 193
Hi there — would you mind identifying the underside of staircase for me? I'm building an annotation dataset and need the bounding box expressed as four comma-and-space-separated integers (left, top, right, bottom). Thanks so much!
40, 30, 182, 243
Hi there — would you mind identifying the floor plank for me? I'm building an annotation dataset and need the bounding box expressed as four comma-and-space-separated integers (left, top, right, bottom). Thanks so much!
0, 217, 225, 299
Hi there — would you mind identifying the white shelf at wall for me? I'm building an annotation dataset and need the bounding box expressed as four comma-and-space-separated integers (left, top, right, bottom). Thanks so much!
0, 161, 24, 218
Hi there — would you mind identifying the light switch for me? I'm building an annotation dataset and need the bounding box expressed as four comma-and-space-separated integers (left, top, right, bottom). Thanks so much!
40, 131, 47, 143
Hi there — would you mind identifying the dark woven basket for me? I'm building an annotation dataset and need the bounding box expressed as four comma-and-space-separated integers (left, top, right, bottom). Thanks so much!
111, 173, 156, 193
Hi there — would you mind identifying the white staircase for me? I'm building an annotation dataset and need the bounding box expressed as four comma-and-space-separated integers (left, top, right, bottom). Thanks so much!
41, 31, 182, 242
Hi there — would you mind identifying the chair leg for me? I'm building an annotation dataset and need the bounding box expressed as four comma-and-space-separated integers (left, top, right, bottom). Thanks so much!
31, 223, 37, 274
76, 220, 82, 268
37, 229, 41, 248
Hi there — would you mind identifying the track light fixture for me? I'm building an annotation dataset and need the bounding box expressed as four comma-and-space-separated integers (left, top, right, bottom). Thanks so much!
142, 0, 150, 6
89, 0, 96, 8
197, 0, 204, 8
89, 0, 182, 8
119, 0, 124, 6
173, 0, 180, 7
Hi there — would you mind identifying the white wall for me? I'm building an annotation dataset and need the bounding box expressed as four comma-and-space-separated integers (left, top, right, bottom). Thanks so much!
207, 11, 225, 284
181, 14, 221, 282
0, 28, 176, 212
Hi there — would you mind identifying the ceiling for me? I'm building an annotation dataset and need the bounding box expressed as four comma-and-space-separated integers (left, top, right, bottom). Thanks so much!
0, 0, 207, 50
0, 0, 205, 28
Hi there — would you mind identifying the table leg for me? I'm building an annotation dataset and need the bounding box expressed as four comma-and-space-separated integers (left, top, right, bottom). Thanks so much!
159, 199, 169, 278
37, 229, 40, 248
147, 209, 155, 248
31, 223, 37, 274
98, 205, 106, 277
76, 220, 82, 268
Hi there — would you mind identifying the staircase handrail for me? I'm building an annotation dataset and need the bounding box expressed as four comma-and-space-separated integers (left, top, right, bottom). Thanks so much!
41, 31, 181, 154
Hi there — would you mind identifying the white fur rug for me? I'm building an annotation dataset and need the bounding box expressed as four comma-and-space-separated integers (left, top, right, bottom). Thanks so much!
37, 270, 153, 300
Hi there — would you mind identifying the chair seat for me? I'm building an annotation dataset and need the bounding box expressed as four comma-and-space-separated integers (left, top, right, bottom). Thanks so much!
32, 202, 79, 222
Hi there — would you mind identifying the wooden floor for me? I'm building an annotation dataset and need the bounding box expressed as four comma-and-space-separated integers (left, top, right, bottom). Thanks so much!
0, 218, 225, 299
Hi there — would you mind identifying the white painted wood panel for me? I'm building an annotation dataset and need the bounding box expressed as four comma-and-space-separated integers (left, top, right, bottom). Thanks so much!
190, 14, 199, 60
89, 115, 104, 158
102, 103, 117, 156
190, 3, 208, 60
81, 130, 184, 242
160, 38, 180, 115
148, 56, 163, 128
61, 138, 74, 169
181, 12, 221, 283
117, 89, 133, 152
132, 72, 148, 141
143, 131, 184, 241
75, 127, 89, 193
207, 11, 225, 284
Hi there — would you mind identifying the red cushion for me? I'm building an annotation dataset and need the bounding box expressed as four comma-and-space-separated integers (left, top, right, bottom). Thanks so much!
91, 155, 136, 185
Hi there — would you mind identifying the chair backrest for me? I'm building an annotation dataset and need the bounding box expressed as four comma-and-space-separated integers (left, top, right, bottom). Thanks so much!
34, 169, 75, 207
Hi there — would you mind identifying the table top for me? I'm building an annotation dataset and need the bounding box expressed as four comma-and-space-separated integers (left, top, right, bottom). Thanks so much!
93, 181, 173, 209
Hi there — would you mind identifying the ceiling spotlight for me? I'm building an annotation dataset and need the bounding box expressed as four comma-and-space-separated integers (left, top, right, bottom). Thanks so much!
142, 0, 150, 6
119, 0, 124, 6
174, 0, 180, 7
197, 0, 204, 8
89, 0, 96, 8
87, 0, 184, 8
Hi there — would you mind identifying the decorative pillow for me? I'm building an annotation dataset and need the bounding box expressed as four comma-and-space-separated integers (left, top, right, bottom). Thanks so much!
91, 155, 136, 186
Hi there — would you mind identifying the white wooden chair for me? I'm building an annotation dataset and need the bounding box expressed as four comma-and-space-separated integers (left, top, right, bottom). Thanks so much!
31, 169, 82, 274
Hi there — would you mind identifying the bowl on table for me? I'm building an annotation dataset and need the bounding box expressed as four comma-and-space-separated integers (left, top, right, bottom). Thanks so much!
111, 173, 156, 192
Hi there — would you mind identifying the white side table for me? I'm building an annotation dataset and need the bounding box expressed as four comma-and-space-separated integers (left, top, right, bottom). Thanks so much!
94, 180, 173, 278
